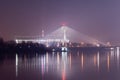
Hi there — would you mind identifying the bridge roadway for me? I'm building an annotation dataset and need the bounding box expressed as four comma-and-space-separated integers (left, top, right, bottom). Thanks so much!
50, 46, 119, 52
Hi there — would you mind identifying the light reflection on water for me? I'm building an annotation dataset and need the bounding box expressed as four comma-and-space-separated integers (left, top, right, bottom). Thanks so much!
0, 48, 120, 80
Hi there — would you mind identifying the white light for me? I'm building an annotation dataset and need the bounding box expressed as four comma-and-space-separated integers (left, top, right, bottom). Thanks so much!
97, 52, 100, 71
16, 54, 18, 66
52, 49, 55, 52
62, 47, 68, 51
110, 48, 114, 50
16, 54, 18, 77
96, 44, 100, 47
15, 39, 18, 44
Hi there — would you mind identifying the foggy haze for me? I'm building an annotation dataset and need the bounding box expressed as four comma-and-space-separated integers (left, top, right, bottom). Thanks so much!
0, 0, 120, 45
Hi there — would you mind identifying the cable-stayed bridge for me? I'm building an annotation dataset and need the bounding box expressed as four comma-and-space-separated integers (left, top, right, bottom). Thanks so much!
15, 25, 109, 47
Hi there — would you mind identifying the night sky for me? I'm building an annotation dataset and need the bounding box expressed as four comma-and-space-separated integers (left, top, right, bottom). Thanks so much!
0, 0, 120, 44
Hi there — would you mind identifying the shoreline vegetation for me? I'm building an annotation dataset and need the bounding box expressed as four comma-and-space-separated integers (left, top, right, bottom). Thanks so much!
0, 37, 112, 54
0, 38, 49, 53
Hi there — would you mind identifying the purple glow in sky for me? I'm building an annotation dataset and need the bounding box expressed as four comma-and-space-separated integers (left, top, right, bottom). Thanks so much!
0, 0, 120, 44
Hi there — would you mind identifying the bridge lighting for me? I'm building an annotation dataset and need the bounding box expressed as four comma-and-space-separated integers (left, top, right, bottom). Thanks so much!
15, 39, 18, 44
61, 25, 67, 30
110, 48, 114, 50
107, 42, 111, 46
57, 43, 60, 47
46, 43, 49, 47
62, 47, 68, 52
80, 42, 84, 45
14, 25, 105, 46
52, 49, 55, 52
96, 44, 100, 47
42, 30, 45, 38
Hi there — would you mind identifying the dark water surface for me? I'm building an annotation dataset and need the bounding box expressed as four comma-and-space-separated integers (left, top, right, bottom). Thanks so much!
0, 49, 120, 80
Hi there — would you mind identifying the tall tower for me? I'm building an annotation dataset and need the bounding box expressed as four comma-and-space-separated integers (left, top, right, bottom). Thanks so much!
42, 30, 44, 38
63, 28, 66, 41
61, 26, 67, 41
